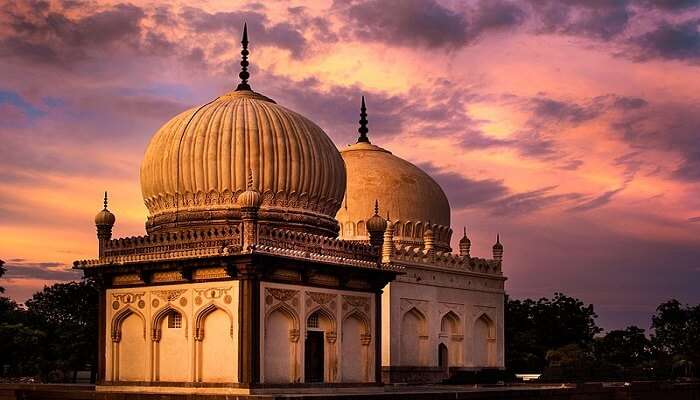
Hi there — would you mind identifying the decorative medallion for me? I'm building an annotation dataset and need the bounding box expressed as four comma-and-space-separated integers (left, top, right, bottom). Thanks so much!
195, 296, 203, 305
224, 295, 232, 304
179, 297, 187, 307
111, 301, 120, 310
137, 300, 145, 309
152, 299, 160, 308
265, 295, 274, 305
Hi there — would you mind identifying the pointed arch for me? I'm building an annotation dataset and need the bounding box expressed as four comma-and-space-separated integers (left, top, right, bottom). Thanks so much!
441, 311, 461, 335
264, 302, 301, 383
306, 306, 337, 333
152, 304, 188, 342
473, 313, 496, 367
194, 302, 234, 341
111, 306, 146, 342
415, 222, 423, 238
404, 221, 414, 238
343, 310, 370, 335
400, 306, 428, 366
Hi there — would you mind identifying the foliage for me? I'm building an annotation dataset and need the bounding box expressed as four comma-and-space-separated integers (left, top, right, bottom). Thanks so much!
0, 259, 6, 293
651, 299, 700, 378
505, 292, 601, 372
0, 279, 98, 382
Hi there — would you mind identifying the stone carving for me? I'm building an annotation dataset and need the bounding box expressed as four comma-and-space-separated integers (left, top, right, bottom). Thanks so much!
308, 291, 336, 306
112, 292, 144, 305
194, 287, 231, 300
193, 267, 228, 280
268, 288, 298, 302
152, 271, 183, 282
112, 274, 141, 285
153, 289, 187, 303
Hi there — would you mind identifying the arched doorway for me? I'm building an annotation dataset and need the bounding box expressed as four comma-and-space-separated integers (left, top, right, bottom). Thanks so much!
441, 311, 462, 366
438, 343, 448, 370
305, 309, 333, 383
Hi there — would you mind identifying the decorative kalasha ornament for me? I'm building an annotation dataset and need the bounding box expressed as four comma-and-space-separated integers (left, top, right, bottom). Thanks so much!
357, 96, 370, 143
236, 22, 251, 91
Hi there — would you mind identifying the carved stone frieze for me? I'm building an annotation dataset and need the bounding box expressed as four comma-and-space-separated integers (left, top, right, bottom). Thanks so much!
194, 287, 231, 301
268, 288, 299, 302
112, 292, 145, 305
153, 289, 187, 303
308, 291, 336, 306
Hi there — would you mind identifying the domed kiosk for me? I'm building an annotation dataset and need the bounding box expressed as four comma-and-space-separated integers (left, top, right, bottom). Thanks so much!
75, 26, 400, 393
75, 25, 506, 394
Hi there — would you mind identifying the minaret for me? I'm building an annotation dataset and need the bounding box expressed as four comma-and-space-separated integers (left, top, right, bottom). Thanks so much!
236, 22, 251, 91
357, 96, 370, 144
492, 234, 504, 261
459, 226, 471, 257
94, 192, 115, 258
366, 200, 387, 248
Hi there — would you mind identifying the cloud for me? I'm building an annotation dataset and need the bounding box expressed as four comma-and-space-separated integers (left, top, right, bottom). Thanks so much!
2, 260, 81, 281
688, 216, 700, 222
179, 7, 307, 57
418, 163, 509, 209
340, 0, 524, 49
637, 0, 700, 11
487, 186, 584, 217
568, 187, 626, 212
527, 0, 633, 40
0, 2, 147, 67
631, 19, 700, 61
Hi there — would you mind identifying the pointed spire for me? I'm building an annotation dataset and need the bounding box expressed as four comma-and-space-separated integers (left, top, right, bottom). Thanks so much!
463, 226, 467, 237
236, 22, 251, 91
374, 199, 379, 215
497, 234, 501, 244
103, 191, 108, 210
357, 96, 370, 143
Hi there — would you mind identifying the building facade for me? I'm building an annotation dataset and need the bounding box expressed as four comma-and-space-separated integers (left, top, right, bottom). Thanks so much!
75, 27, 505, 394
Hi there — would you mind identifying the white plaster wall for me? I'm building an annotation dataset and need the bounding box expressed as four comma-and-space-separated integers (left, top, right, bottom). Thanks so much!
259, 282, 376, 383
105, 281, 239, 383
382, 267, 505, 369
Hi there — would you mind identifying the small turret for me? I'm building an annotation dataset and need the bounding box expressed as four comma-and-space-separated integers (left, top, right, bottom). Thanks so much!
492, 234, 503, 261
423, 222, 435, 252
238, 171, 261, 250
367, 200, 387, 247
382, 217, 395, 263
95, 192, 115, 258
459, 226, 471, 257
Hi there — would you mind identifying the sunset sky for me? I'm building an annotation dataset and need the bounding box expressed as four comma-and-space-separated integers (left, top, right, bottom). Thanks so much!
1, 0, 699, 331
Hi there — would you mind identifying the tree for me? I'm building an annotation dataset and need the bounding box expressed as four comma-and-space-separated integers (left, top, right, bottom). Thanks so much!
651, 299, 700, 377
24, 280, 98, 382
0, 259, 6, 293
595, 326, 652, 368
506, 293, 601, 373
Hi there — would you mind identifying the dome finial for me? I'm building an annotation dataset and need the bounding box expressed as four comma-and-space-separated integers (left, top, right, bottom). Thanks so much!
236, 22, 251, 91
246, 168, 254, 190
103, 191, 108, 210
357, 96, 370, 143
374, 199, 379, 215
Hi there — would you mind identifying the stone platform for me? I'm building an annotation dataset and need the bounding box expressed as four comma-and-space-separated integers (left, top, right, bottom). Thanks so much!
0, 381, 699, 400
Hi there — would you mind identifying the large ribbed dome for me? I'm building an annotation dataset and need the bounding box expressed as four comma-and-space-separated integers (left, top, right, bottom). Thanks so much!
140, 89, 346, 235
336, 142, 452, 251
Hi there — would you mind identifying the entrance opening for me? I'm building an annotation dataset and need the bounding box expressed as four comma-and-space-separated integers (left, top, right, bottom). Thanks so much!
438, 343, 448, 370
305, 331, 324, 382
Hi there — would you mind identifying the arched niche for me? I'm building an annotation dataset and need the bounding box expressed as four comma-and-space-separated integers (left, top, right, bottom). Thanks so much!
400, 307, 427, 366
264, 303, 300, 383
111, 307, 147, 382
473, 313, 496, 367
193, 303, 236, 383
341, 310, 371, 382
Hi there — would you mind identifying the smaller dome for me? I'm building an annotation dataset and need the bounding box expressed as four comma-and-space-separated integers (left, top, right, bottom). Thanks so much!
492, 234, 503, 261
366, 200, 388, 233
237, 174, 262, 209
459, 227, 471, 245
95, 192, 115, 226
